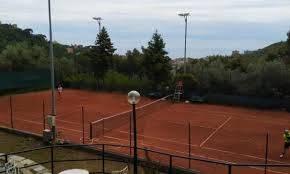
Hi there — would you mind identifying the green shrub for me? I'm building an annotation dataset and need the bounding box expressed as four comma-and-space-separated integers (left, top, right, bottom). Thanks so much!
104, 70, 151, 92
64, 73, 96, 89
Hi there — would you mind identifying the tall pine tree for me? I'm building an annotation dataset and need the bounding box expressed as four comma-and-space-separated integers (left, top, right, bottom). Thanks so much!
90, 27, 116, 80
287, 30, 290, 57
142, 31, 171, 87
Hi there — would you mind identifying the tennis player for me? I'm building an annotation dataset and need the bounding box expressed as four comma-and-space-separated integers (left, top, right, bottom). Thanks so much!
57, 83, 63, 99
280, 129, 290, 158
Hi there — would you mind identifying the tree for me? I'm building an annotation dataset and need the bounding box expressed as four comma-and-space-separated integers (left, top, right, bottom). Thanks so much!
89, 27, 116, 80
141, 31, 171, 88
125, 48, 143, 77
287, 30, 290, 56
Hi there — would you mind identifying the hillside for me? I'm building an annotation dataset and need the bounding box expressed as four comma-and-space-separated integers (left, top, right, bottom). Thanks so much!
242, 41, 288, 61
0, 22, 74, 58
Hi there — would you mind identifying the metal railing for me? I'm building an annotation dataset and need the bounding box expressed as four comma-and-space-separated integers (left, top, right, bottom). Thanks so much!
0, 143, 290, 174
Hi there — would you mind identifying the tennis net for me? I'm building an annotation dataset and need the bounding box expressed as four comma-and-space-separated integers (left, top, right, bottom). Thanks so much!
89, 95, 173, 139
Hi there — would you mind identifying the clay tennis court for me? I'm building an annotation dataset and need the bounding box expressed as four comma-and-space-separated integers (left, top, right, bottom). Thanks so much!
0, 89, 290, 174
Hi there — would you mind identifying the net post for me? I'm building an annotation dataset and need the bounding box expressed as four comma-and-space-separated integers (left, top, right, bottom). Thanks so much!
89, 122, 92, 139
82, 106, 85, 144
10, 96, 13, 128
188, 122, 191, 169
43, 100, 45, 130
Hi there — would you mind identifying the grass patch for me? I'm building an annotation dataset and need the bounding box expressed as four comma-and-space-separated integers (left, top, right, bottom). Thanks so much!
0, 130, 162, 174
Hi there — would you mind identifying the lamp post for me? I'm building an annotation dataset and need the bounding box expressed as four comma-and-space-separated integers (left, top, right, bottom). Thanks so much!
48, 0, 56, 143
93, 17, 103, 33
128, 91, 141, 174
178, 12, 190, 74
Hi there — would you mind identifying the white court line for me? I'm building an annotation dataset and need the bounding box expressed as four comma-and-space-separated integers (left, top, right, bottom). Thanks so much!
114, 127, 290, 165
14, 116, 290, 167
56, 118, 82, 126
199, 116, 232, 147
203, 147, 288, 164
118, 130, 199, 147
150, 118, 216, 129
103, 136, 290, 174
13, 113, 82, 126
104, 135, 235, 163
14, 117, 83, 134
251, 167, 289, 174
181, 109, 290, 126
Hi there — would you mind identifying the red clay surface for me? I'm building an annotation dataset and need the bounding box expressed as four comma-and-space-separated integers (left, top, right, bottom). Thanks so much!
0, 89, 290, 174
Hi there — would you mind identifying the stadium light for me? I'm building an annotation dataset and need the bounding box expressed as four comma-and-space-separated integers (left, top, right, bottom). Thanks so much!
48, 0, 56, 143
93, 17, 103, 33
128, 90, 141, 174
177, 12, 190, 74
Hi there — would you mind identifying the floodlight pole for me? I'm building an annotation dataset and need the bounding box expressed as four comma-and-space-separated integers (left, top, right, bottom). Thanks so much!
184, 16, 188, 74
178, 13, 190, 74
48, 0, 56, 143
93, 17, 102, 33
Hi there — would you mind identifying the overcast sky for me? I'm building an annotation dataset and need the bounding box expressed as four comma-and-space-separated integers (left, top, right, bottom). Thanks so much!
1, 0, 290, 58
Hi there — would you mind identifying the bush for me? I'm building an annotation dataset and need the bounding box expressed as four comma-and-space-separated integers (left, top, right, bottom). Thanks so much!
64, 73, 96, 89
104, 70, 151, 93
204, 94, 287, 109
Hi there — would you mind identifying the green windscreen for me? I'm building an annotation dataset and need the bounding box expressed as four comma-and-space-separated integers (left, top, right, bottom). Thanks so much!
0, 69, 50, 90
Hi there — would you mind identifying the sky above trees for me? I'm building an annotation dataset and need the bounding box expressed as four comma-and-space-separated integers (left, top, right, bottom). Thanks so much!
1, 0, 290, 58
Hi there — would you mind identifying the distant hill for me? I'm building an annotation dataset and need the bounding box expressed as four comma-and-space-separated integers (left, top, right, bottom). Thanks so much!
0, 22, 76, 58
0, 23, 47, 51
243, 41, 287, 59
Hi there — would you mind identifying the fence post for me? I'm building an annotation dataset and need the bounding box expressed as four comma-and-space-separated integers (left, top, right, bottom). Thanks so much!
169, 155, 172, 174
264, 132, 269, 174
43, 100, 45, 130
89, 122, 92, 139
130, 113, 132, 156
228, 165, 232, 174
10, 96, 13, 128
102, 119, 105, 138
51, 145, 54, 174
102, 144, 105, 174
188, 122, 191, 168
82, 106, 85, 144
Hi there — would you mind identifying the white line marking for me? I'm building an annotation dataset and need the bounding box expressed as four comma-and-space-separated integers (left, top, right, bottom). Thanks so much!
103, 136, 290, 174
103, 135, 234, 163
10, 114, 290, 168
251, 167, 289, 174
203, 147, 288, 164
199, 116, 232, 147
118, 130, 199, 147
14, 117, 83, 134
111, 127, 290, 165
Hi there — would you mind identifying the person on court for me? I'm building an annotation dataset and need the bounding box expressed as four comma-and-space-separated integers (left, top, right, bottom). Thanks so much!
57, 83, 63, 99
280, 129, 290, 158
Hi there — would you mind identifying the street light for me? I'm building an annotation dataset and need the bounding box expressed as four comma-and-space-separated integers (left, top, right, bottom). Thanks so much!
128, 91, 141, 174
48, 0, 56, 143
178, 12, 190, 74
93, 17, 103, 33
